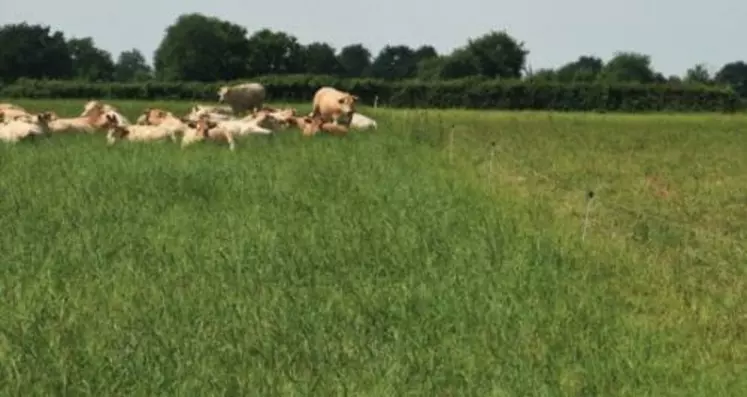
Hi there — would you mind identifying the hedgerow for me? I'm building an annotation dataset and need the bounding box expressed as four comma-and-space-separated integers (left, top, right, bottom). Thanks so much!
0, 75, 739, 112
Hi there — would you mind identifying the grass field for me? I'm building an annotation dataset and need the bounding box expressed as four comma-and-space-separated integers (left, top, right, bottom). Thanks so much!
1, 99, 746, 396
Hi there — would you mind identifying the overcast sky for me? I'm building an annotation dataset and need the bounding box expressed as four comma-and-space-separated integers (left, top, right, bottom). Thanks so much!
1, 0, 744, 76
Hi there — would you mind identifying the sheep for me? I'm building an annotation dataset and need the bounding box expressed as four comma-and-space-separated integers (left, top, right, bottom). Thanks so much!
192, 104, 233, 115
81, 100, 131, 125
217, 82, 266, 115
252, 107, 298, 131
210, 112, 274, 137
310, 86, 359, 126
183, 105, 234, 123
290, 115, 350, 137
0, 112, 53, 143
0, 103, 23, 109
349, 113, 378, 130
48, 107, 110, 134
0, 107, 33, 121
182, 117, 236, 151
100, 113, 177, 146
139, 108, 192, 136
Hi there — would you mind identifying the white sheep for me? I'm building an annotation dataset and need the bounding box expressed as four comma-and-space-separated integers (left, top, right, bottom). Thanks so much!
349, 113, 378, 130
101, 113, 177, 146
48, 111, 110, 133
184, 105, 234, 123
0, 112, 53, 143
139, 108, 192, 136
213, 112, 274, 136
81, 100, 132, 125
182, 117, 236, 151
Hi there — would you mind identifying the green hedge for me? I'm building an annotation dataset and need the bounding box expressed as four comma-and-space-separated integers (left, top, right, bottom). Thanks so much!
0, 75, 740, 113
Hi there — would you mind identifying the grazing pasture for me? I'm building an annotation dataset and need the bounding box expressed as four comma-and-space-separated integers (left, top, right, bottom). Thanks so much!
1, 99, 745, 396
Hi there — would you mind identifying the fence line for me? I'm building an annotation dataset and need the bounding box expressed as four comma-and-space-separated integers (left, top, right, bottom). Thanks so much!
472, 141, 744, 261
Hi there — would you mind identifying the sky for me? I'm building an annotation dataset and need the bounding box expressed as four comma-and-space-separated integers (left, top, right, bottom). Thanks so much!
1, 0, 745, 77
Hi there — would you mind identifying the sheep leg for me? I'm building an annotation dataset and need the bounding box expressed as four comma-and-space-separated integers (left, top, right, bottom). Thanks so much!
225, 133, 235, 151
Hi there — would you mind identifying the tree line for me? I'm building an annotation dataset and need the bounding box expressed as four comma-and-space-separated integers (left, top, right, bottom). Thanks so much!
0, 13, 745, 100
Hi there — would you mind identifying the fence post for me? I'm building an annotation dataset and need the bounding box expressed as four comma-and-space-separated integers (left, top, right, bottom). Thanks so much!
582, 190, 595, 241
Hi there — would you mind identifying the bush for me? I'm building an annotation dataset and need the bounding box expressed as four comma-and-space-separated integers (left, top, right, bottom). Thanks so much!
0, 75, 740, 113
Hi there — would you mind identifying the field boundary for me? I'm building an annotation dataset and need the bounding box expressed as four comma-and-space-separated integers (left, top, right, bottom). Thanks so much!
452, 137, 745, 265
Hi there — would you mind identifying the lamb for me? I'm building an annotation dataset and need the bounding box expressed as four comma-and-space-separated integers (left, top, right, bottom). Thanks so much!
291, 116, 350, 137
211, 113, 274, 136
183, 117, 236, 151
183, 105, 234, 123
0, 112, 53, 143
100, 113, 177, 146
0, 107, 33, 121
0, 103, 25, 110
139, 108, 192, 136
252, 107, 298, 131
49, 107, 110, 134
349, 113, 378, 130
81, 100, 131, 125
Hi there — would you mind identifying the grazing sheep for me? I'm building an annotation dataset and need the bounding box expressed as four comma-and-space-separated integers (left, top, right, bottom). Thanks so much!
217, 82, 266, 115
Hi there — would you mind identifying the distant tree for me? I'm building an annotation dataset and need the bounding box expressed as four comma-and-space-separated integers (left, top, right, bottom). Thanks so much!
413, 45, 438, 63
526, 68, 557, 82
67, 37, 115, 81
369, 45, 418, 80
556, 56, 603, 82
114, 49, 152, 81
302, 42, 341, 75
416, 49, 480, 80
245, 29, 305, 75
413, 45, 439, 79
416, 56, 446, 80
599, 52, 656, 83
0, 23, 73, 82
684, 63, 712, 84
337, 44, 372, 77
714, 61, 747, 97
667, 75, 683, 84
653, 72, 667, 83
154, 13, 251, 81
463, 30, 528, 79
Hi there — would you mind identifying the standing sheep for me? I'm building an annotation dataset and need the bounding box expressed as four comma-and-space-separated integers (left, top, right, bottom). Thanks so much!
217, 82, 266, 115
310, 86, 359, 126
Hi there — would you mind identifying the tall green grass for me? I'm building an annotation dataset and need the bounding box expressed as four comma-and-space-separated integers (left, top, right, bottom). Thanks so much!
0, 100, 744, 396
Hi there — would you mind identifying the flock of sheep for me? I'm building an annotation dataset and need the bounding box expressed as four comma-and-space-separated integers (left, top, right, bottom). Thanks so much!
0, 84, 378, 150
